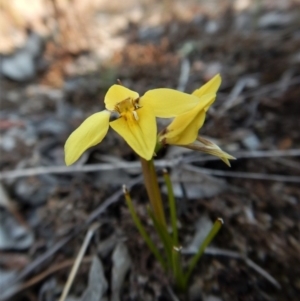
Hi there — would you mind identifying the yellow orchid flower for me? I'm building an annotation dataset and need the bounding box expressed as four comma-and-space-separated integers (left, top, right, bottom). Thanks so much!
158, 74, 235, 166
65, 84, 202, 165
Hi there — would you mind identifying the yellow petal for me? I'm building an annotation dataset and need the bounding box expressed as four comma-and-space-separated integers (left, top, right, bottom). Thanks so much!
64, 111, 110, 165
194, 93, 216, 112
160, 94, 216, 145
110, 107, 156, 160
192, 74, 221, 101
141, 89, 201, 118
104, 85, 139, 110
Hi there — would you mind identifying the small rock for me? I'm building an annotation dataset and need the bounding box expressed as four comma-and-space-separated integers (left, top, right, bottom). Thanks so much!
0, 211, 34, 250
0, 124, 37, 150
97, 233, 120, 258
205, 20, 219, 34
38, 278, 58, 301
138, 26, 164, 42
258, 12, 294, 29
111, 242, 131, 301
14, 175, 57, 206
36, 118, 68, 136
242, 132, 260, 150
80, 256, 108, 301
0, 32, 43, 81
0, 135, 16, 151
0, 269, 21, 301
185, 215, 214, 254
1, 52, 35, 81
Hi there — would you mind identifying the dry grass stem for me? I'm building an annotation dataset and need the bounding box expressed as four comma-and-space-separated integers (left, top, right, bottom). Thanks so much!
59, 223, 100, 301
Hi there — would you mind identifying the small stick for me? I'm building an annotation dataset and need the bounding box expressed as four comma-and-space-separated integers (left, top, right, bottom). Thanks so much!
2, 257, 93, 300
183, 164, 300, 183
245, 257, 281, 289
59, 223, 100, 301
185, 148, 300, 163
182, 246, 281, 289
1, 148, 300, 180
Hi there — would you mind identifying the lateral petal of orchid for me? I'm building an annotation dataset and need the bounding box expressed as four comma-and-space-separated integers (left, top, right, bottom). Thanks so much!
110, 107, 156, 160
164, 112, 206, 145
140, 89, 201, 118
64, 111, 110, 166
160, 94, 215, 145
104, 85, 139, 110
194, 93, 216, 112
192, 74, 221, 101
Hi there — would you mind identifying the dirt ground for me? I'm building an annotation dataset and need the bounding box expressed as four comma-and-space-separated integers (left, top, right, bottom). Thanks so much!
0, 1, 300, 301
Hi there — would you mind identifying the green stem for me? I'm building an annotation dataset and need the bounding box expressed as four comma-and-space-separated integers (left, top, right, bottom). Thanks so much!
183, 218, 223, 287
172, 246, 185, 291
163, 169, 185, 289
163, 169, 178, 245
140, 157, 167, 227
147, 206, 173, 271
123, 186, 167, 270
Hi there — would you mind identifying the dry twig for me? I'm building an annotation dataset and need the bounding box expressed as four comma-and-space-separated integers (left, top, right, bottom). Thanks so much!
59, 223, 100, 301
183, 164, 300, 183
2, 257, 92, 300
183, 247, 281, 289
1, 148, 300, 180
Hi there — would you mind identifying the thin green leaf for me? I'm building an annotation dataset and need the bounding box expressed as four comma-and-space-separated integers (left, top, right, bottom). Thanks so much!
163, 169, 178, 245
183, 218, 223, 286
123, 186, 167, 270
147, 206, 173, 271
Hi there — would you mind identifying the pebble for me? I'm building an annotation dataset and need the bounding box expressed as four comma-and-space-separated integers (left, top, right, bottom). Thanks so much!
258, 12, 294, 29
0, 211, 34, 250
1, 51, 36, 81
205, 20, 219, 34
0, 32, 43, 82
0, 135, 16, 151
0, 269, 21, 300
242, 132, 260, 150
36, 118, 68, 136
14, 175, 57, 206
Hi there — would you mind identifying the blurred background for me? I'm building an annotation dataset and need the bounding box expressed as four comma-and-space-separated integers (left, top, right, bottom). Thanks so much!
0, 0, 300, 300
